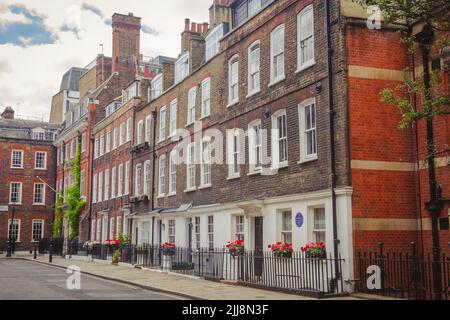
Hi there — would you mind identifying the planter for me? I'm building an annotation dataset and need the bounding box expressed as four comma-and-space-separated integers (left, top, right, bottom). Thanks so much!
162, 249, 176, 256
229, 250, 244, 257
274, 251, 292, 258
306, 252, 326, 259
111, 261, 119, 266
171, 262, 195, 271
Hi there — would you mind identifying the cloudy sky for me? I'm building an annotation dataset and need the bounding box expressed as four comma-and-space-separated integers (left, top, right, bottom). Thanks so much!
0, 0, 211, 121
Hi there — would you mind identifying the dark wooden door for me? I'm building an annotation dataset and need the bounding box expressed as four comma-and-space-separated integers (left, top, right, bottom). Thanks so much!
254, 217, 263, 277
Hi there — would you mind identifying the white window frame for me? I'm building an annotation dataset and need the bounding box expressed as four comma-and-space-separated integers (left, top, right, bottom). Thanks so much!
228, 55, 239, 106
33, 183, 45, 205
248, 0, 262, 17
248, 120, 262, 174
94, 139, 99, 159
124, 161, 130, 195
104, 169, 110, 201
150, 73, 163, 100
280, 210, 293, 243
208, 215, 214, 249
169, 99, 178, 137
271, 109, 288, 168
99, 134, 105, 157
158, 155, 166, 197
144, 160, 151, 196
111, 166, 116, 199
35, 151, 47, 170
185, 143, 196, 191
137, 120, 144, 145
187, 87, 197, 125
113, 127, 118, 150
80, 169, 86, 198
8, 219, 21, 242
205, 24, 224, 61
169, 150, 177, 196
194, 216, 201, 250
145, 115, 152, 143
98, 171, 103, 203
120, 122, 126, 146
11, 150, 23, 169
81, 133, 86, 153
297, 5, 315, 72
175, 52, 190, 84
158, 106, 166, 143
116, 216, 122, 237
310, 207, 326, 243
126, 118, 132, 142
247, 40, 261, 96
235, 215, 244, 241
200, 137, 212, 188
31, 219, 44, 242
270, 24, 285, 85
227, 129, 242, 179
110, 217, 115, 239
117, 164, 123, 197
168, 220, 176, 244
106, 131, 111, 153
93, 174, 98, 203
9, 182, 22, 204
201, 78, 211, 119
135, 164, 142, 197
299, 98, 318, 163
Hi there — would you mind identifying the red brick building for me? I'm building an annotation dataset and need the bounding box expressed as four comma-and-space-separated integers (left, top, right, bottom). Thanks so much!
0, 107, 58, 251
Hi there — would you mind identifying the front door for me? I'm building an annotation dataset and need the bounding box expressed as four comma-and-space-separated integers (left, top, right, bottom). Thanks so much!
254, 217, 263, 277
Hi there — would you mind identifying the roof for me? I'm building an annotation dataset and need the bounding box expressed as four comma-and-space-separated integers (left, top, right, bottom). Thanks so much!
0, 118, 59, 140
60, 67, 87, 92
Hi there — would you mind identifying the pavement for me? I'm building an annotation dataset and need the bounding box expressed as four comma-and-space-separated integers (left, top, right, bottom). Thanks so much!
0, 258, 182, 300
1, 254, 362, 300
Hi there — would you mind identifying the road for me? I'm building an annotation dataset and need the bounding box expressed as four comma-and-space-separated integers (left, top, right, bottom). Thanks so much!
0, 259, 183, 300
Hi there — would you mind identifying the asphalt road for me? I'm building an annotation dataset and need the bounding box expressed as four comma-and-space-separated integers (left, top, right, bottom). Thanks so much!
0, 259, 183, 300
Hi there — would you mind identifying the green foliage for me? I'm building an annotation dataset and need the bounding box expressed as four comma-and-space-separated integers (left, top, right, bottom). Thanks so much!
117, 233, 131, 245
353, 0, 450, 128
53, 195, 64, 237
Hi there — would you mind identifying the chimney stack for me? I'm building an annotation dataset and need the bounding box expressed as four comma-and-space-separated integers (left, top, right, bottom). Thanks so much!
209, 0, 231, 29
111, 12, 142, 74
1, 106, 15, 119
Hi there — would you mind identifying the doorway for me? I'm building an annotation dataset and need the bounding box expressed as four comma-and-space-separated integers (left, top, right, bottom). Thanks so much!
254, 217, 263, 277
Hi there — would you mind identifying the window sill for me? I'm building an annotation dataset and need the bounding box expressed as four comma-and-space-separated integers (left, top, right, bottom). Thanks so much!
168, 192, 176, 197
157, 194, 165, 199
298, 155, 318, 164
270, 162, 289, 170
185, 122, 194, 128
10, 167, 24, 169
268, 75, 285, 87
198, 184, 212, 190
247, 170, 262, 177
296, 60, 316, 74
246, 89, 261, 98
9, 203, 22, 206
34, 167, 47, 170
33, 203, 46, 206
226, 100, 239, 108
199, 114, 210, 121
227, 175, 240, 181
184, 188, 197, 193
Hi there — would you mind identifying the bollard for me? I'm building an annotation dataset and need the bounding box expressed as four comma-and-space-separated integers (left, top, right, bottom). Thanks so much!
33, 243, 37, 259
49, 243, 53, 263
6, 242, 11, 258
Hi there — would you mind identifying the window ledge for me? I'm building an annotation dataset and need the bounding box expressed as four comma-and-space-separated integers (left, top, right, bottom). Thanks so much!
227, 175, 240, 181
226, 100, 239, 108
10, 167, 24, 169
268, 75, 286, 87
34, 168, 47, 170
185, 122, 194, 128
33, 203, 46, 206
9, 203, 22, 206
198, 184, 212, 190
247, 170, 262, 177
157, 194, 165, 199
270, 162, 289, 170
184, 188, 197, 193
246, 89, 261, 98
199, 114, 210, 121
298, 155, 318, 164
296, 60, 316, 74
168, 192, 176, 197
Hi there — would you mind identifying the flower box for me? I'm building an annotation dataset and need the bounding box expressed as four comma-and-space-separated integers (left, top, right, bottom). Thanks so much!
161, 242, 176, 256
226, 240, 244, 257
301, 242, 326, 259
268, 242, 293, 258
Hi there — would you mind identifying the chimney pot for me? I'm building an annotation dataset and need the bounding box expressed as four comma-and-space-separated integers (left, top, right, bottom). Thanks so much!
191, 22, 196, 32
1, 106, 15, 119
203, 22, 209, 34
185, 18, 190, 31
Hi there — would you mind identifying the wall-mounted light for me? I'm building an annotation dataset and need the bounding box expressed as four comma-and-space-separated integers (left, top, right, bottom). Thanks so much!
315, 81, 322, 94
263, 106, 270, 119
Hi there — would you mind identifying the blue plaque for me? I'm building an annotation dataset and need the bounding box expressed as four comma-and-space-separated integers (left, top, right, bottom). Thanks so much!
295, 213, 304, 228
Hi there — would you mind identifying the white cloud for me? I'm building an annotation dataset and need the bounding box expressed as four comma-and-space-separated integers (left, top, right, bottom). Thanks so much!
0, 0, 212, 121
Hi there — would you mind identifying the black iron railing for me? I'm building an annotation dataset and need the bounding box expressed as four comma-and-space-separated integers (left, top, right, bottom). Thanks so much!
81, 244, 345, 297
357, 242, 450, 300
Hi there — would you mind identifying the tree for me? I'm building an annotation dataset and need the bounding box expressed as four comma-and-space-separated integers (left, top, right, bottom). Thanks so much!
354, 0, 449, 300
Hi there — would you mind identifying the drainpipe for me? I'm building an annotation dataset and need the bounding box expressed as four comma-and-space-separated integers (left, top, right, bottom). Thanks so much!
60, 140, 66, 239
325, 0, 340, 282
87, 136, 95, 241
150, 110, 158, 246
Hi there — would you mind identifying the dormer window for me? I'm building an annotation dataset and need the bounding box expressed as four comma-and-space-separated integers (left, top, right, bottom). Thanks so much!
105, 101, 123, 117
122, 81, 140, 104
32, 128, 46, 140
205, 24, 227, 62
175, 52, 189, 84
150, 73, 163, 101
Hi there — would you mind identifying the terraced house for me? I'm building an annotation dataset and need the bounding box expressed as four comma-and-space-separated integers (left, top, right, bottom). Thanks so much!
41, 0, 448, 298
